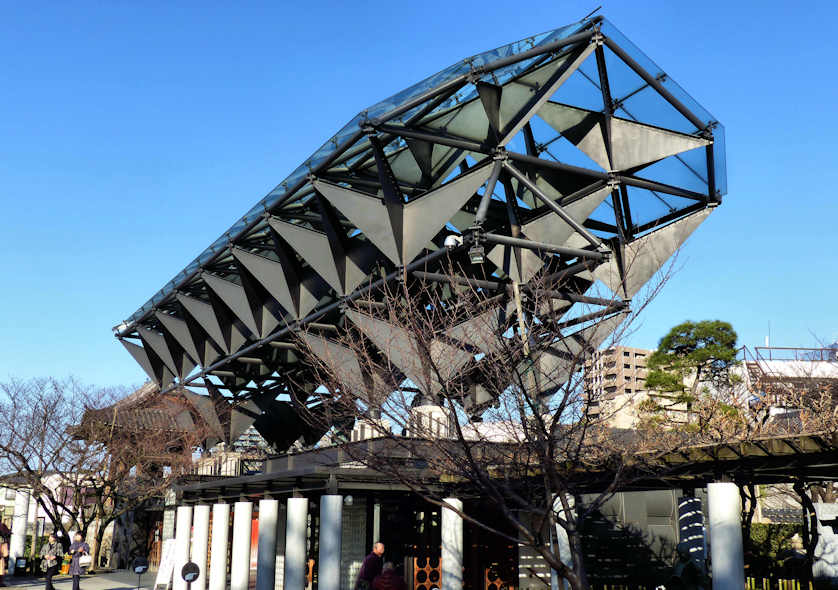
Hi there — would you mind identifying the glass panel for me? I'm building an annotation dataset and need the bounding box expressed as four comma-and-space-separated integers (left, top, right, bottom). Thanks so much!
633, 143, 709, 196
126, 16, 725, 325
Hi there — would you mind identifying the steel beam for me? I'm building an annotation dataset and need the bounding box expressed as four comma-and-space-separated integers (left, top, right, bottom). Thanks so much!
602, 36, 708, 132
482, 233, 605, 260
503, 162, 603, 248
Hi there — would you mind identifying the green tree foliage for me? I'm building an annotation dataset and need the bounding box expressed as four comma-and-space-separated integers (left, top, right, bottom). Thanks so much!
645, 320, 738, 402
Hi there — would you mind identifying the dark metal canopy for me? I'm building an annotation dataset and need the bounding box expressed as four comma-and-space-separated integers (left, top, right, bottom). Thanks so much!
114, 15, 726, 448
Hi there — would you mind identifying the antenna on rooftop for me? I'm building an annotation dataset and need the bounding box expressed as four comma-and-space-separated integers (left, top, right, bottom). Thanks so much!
580, 6, 602, 22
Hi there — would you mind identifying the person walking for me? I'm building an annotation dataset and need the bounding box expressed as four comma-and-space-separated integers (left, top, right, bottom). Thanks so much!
68, 533, 90, 590
372, 562, 407, 590
39, 534, 62, 590
0, 522, 10, 587
355, 542, 385, 590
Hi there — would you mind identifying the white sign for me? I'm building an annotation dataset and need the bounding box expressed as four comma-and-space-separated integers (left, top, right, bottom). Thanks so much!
154, 539, 177, 589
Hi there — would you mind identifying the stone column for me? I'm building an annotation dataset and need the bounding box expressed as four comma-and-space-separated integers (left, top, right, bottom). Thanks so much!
256, 499, 280, 590
208, 503, 230, 590
173, 506, 193, 590
284, 497, 309, 590
8, 489, 30, 575
319, 496, 343, 590
708, 482, 744, 590
231, 501, 253, 590
441, 498, 463, 590
191, 505, 211, 590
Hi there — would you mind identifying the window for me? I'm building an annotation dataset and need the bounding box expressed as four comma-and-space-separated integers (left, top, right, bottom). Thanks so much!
623, 351, 631, 357
624, 363, 631, 369
626, 388, 633, 393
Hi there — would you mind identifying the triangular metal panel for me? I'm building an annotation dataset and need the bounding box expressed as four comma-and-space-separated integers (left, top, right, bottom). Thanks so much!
121, 339, 158, 384
487, 244, 545, 284
299, 279, 321, 319
313, 180, 401, 265
301, 333, 389, 401
177, 294, 230, 354
269, 218, 367, 296
230, 400, 260, 443
138, 327, 179, 377
593, 209, 712, 298
537, 102, 709, 171
531, 313, 627, 395
401, 165, 493, 265
202, 273, 260, 337
609, 116, 710, 171
444, 308, 502, 355
522, 186, 611, 247
428, 339, 474, 383
155, 312, 202, 368
345, 309, 425, 388
232, 248, 298, 318
424, 99, 489, 143
388, 148, 424, 185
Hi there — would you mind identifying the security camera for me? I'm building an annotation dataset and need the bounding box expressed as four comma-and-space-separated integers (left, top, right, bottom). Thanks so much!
443, 234, 463, 249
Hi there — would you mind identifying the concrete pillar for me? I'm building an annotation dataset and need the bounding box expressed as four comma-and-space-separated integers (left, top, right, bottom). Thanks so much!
441, 498, 463, 590
191, 505, 211, 590
708, 482, 744, 590
372, 502, 381, 545
284, 497, 309, 590
256, 499, 280, 590
319, 496, 343, 590
173, 506, 193, 590
208, 503, 230, 590
8, 489, 30, 575
231, 501, 253, 590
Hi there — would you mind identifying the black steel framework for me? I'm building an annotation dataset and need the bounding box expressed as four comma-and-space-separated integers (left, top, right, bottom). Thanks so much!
114, 15, 726, 448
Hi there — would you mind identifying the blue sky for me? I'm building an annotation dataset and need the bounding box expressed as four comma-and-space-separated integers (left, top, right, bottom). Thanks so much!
1, 0, 836, 388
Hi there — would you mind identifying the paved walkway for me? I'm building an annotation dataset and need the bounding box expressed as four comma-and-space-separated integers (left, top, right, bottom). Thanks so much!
3, 569, 158, 590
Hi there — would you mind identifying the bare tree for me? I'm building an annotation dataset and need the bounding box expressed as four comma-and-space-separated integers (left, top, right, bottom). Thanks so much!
291, 254, 689, 590
0, 378, 205, 569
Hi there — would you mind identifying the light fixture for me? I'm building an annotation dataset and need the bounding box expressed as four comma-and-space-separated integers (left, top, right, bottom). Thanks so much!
468, 244, 485, 264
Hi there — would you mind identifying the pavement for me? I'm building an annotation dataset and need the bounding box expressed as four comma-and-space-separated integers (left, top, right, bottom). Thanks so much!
2, 569, 159, 590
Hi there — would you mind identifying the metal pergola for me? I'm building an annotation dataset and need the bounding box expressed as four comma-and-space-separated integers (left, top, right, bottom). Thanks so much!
114, 15, 726, 451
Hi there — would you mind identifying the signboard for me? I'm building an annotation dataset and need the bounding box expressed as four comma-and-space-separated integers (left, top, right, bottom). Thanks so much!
154, 539, 177, 589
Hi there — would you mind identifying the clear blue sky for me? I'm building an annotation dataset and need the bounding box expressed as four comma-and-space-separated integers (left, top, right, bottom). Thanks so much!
1, 1, 836, 388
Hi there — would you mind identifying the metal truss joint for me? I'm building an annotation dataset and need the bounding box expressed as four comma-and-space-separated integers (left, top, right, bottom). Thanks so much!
491, 147, 509, 162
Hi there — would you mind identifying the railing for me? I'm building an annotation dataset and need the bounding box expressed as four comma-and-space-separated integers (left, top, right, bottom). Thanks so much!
754, 346, 837, 362
746, 578, 812, 590
183, 454, 265, 478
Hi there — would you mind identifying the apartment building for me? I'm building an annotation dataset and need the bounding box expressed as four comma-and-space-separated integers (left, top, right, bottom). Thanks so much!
584, 345, 652, 429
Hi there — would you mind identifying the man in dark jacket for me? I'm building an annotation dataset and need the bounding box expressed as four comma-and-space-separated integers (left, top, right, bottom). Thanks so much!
373, 562, 407, 590
355, 542, 385, 590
